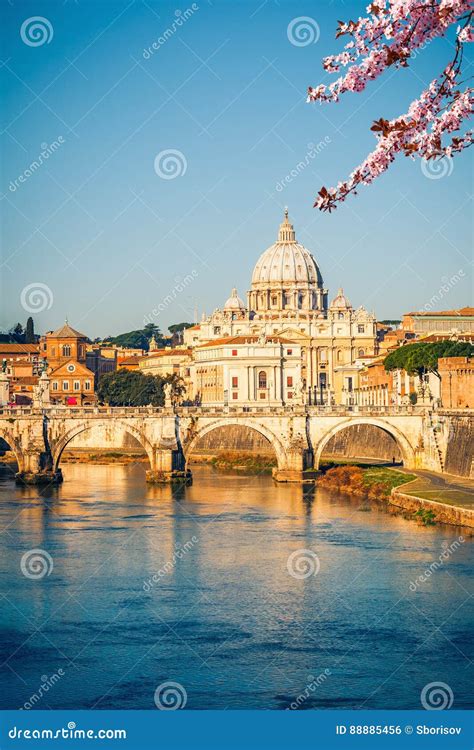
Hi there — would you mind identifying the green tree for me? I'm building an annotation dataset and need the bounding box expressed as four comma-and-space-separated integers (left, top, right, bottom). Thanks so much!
10, 323, 24, 342
25, 317, 35, 343
384, 341, 474, 381
104, 325, 164, 351
97, 370, 165, 406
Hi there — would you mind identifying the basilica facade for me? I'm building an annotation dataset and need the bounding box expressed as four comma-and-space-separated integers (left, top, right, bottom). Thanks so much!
183, 210, 378, 405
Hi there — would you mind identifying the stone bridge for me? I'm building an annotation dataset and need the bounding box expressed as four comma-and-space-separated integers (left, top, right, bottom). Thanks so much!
0, 404, 463, 484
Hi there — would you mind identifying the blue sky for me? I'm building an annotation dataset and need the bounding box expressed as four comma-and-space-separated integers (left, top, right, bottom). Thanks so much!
1, 0, 472, 338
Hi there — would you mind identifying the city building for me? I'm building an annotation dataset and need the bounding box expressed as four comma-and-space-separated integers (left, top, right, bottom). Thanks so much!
439, 357, 473, 408
191, 335, 302, 406
402, 307, 474, 335
184, 210, 378, 403
139, 348, 192, 391
42, 322, 95, 405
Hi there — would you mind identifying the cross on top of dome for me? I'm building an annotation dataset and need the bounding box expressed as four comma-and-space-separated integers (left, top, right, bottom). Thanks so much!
277, 208, 296, 243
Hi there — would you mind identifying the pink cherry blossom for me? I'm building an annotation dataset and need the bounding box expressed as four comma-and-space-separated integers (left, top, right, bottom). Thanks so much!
307, 0, 473, 210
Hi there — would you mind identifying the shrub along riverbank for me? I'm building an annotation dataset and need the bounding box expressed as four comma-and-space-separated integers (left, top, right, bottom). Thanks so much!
318, 465, 416, 500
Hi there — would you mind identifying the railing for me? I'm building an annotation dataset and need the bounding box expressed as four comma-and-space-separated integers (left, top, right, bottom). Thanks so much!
0, 404, 455, 418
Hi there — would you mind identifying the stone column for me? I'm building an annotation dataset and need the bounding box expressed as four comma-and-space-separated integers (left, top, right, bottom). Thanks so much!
0, 371, 10, 406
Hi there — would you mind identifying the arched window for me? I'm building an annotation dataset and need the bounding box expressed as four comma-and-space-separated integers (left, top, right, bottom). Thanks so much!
258, 371, 267, 389
358, 348, 365, 357
62, 345, 71, 357
337, 350, 342, 362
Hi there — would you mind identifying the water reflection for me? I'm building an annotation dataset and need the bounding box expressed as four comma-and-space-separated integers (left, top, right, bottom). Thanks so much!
0, 462, 471, 710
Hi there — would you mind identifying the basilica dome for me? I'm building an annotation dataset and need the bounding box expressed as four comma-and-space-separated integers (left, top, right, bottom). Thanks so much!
330, 288, 352, 310
224, 287, 246, 311
248, 210, 326, 314
251, 210, 323, 286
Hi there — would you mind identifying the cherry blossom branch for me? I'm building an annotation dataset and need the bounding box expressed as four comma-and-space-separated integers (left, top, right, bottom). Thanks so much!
307, 1, 474, 210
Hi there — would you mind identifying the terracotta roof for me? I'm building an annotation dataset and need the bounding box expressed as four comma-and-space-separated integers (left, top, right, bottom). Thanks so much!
119, 356, 143, 365
0, 344, 40, 354
187, 325, 201, 331
417, 333, 474, 343
404, 307, 474, 318
47, 323, 88, 339
146, 349, 192, 358
10, 376, 39, 385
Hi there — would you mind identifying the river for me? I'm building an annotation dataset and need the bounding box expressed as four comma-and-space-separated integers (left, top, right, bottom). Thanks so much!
0, 463, 472, 710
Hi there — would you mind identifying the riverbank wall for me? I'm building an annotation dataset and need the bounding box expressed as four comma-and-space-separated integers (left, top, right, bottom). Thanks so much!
390, 489, 474, 529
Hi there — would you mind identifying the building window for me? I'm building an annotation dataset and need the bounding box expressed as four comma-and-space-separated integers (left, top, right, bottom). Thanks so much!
213, 326, 221, 335
287, 349, 293, 356
232, 349, 237, 356
287, 391, 293, 399
84, 381, 91, 391
258, 371, 267, 389
232, 392, 238, 399
338, 312, 344, 319
52, 381, 58, 391
287, 376, 293, 387
358, 348, 365, 357
63, 381, 69, 390
259, 392, 266, 399
337, 351, 342, 362
51, 347, 56, 357
73, 381, 80, 391
62, 345, 71, 357
320, 349, 327, 362
358, 325, 365, 333
232, 376, 238, 388
272, 296, 277, 305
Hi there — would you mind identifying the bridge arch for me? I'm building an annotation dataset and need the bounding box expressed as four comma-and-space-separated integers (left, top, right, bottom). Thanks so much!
183, 418, 288, 470
0, 432, 22, 472
313, 417, 416, 470
51, 420, 155, 471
